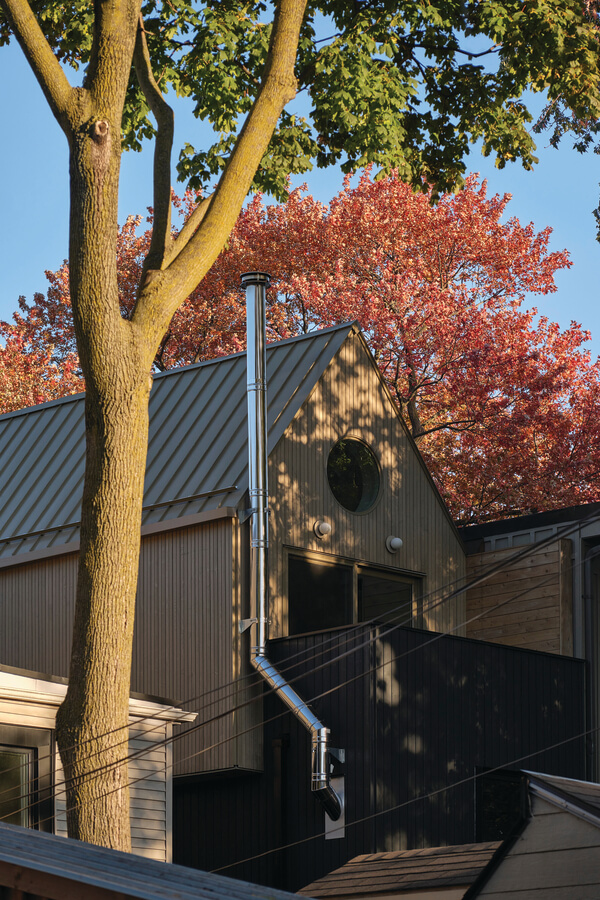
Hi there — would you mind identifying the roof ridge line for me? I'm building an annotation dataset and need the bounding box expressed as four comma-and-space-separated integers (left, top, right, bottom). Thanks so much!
0, 322, 358, 422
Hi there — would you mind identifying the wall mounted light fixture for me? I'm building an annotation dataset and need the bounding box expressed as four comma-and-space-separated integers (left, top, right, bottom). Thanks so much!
386, 535, 403, 553
314, 520, 332, 539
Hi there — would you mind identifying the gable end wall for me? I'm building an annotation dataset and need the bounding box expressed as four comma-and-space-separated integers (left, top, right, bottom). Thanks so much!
269, 331, 466, 638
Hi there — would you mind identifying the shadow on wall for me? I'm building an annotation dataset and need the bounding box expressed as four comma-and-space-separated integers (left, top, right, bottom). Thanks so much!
174, 624, 586, 892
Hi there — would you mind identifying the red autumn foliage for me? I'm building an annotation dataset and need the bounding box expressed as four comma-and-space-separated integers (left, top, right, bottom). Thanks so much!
3, 172, 599, 522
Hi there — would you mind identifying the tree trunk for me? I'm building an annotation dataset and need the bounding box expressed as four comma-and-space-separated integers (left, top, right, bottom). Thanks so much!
4, 0, 307, 850
55, 370, 151, 849
55, 17, 150, 847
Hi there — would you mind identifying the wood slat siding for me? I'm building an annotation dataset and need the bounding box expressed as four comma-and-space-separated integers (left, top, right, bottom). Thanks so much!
0, 518, 260, 776
465, 541, 573, 655
475, 797, 600, 897
269, 332, 465, 639
174, 626, 586, 892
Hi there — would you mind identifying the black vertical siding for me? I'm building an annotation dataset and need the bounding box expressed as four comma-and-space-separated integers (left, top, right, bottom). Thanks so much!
174, 626, 586, 892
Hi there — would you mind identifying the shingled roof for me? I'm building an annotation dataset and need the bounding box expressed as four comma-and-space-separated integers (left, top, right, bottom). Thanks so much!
298, 842, 502, 897
0, 323, 354, 561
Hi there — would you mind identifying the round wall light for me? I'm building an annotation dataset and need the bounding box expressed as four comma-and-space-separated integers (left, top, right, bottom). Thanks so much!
386, 535, 403, 553
314, 520, 332, 539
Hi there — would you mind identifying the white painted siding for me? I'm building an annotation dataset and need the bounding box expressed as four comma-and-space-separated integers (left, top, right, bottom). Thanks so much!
0, 670, 188, 862
475, 797, 600, 898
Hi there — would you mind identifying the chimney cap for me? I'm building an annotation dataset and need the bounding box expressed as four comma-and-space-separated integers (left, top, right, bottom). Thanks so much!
241, 272, 271, 288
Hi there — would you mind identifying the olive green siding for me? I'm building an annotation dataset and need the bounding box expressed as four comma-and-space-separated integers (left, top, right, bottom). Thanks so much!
0, 518, 261, 776
268, 331, 465, 638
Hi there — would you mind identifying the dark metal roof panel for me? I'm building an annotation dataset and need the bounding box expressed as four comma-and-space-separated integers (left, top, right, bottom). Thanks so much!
0, 821, 301, 900
459, 502, 600, 542
0, 323, 353, 559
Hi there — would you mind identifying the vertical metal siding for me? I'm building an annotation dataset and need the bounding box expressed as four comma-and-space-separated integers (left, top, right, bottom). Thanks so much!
269, 332, 465, 640
174, 626, 586, 892
0, 554, 77, 677
133, 518, 260, 774
0, 517, 259, 776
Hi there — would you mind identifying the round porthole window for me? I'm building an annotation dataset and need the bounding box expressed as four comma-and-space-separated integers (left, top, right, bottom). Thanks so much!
327, 438, 380, 513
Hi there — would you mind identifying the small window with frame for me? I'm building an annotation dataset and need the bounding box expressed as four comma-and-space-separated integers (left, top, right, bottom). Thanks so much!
358, 569, 419, 628
0, 745, 34, 827
327, 439, 381, 513
0, 726, 53, 832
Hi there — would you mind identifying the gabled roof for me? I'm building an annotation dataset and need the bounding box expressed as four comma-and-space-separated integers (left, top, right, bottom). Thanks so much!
0, 323, 354, 560
525, 770, 600, 825
463, 771, 600, 897
298, 843, 501, 897
0, 821, 299, 900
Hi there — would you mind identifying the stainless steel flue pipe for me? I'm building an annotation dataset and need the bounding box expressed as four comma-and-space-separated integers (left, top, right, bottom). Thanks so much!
241, 271, 342, 822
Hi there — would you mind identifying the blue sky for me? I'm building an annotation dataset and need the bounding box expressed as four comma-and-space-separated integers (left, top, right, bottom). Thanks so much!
2, 39, 600, 358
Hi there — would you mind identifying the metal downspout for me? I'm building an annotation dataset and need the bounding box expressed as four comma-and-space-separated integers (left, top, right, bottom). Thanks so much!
241, 271, 342, 822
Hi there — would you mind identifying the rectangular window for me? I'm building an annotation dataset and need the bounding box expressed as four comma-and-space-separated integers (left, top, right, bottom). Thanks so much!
0, 727, 53, 832
0, 745, 34, 827
287, 553, 421, 636
358, 571, 414, 626
288, 555, 352, 635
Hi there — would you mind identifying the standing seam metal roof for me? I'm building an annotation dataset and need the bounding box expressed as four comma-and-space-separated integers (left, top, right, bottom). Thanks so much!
0, 323, 354, 560
0, 820, 302, 900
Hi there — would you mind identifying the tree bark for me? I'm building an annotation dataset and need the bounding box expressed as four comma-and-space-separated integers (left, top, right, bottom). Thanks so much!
3, 0, 307, 850
52, 0, 150, 848
55, 367, 151, 849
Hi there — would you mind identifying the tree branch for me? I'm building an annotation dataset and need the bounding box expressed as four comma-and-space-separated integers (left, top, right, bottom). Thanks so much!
133, 0, 308, 341
167, 194, 214, 264
133, 14, 174, 284
1, 0, 74, 130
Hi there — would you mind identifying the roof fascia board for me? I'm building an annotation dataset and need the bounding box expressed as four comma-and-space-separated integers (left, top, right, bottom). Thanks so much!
461, 819, 528, 899
526, 775, 600, 829
0, 507, 237, 570
459, 502, 600, 540
0, 674, 194, 722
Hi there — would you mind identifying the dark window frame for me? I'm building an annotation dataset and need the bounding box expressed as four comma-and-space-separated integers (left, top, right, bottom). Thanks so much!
0, 725, 54, 832
285, 548, 423, 637
326, 437, 382, 515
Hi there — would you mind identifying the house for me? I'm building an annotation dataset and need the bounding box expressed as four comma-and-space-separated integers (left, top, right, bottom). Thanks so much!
0, 663, 195, 861
298, 770, 600, 900
0, 312, 589, 890
0, 818, 301, 900
466, 770, 600, 898
0, 320, 466, 775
